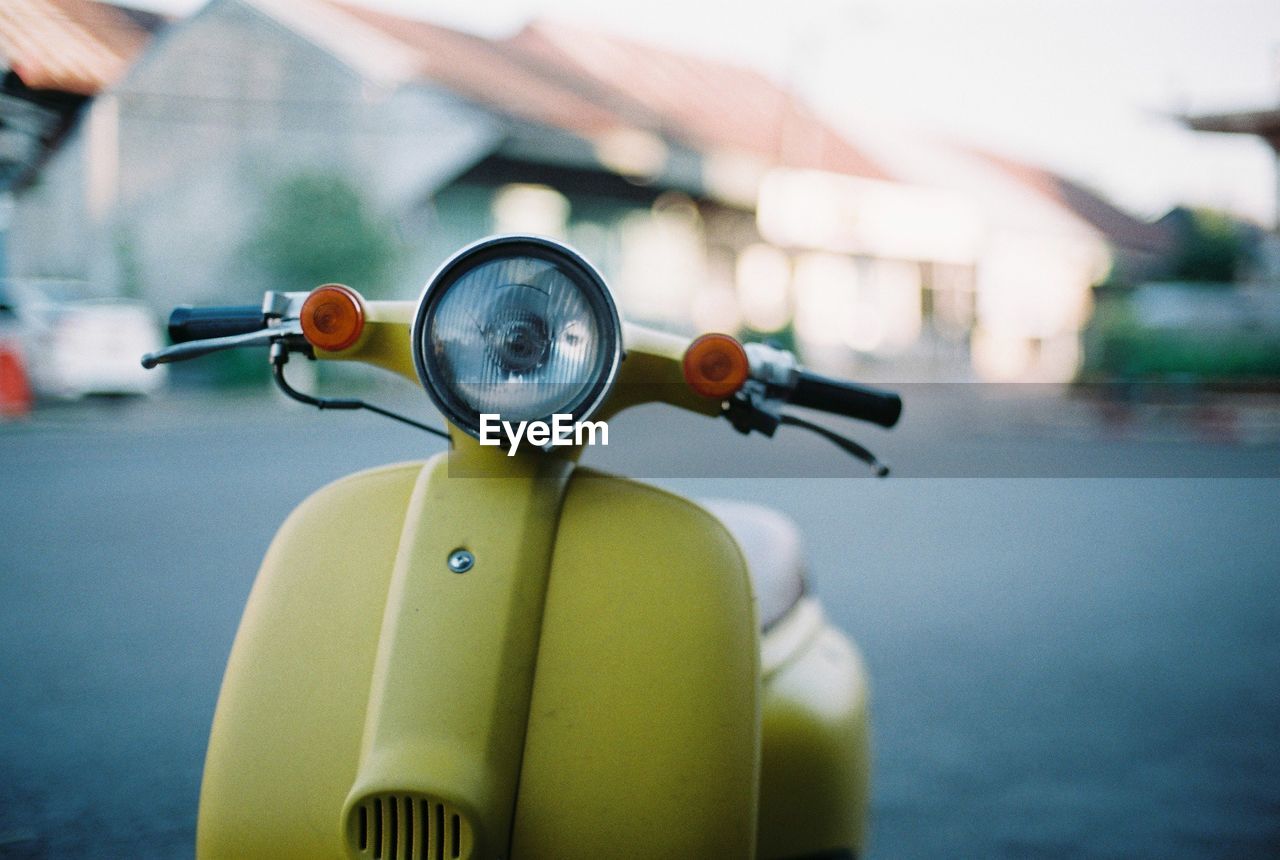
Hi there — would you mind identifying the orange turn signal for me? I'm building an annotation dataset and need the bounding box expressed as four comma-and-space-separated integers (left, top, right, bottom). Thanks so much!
300, 284, 365, 352
683, 333, 749, 399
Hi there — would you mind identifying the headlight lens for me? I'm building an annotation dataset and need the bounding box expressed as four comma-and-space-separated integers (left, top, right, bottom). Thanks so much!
412, 236, 622, 438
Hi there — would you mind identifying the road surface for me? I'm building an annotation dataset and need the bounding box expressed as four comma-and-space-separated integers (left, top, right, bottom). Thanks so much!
1, 390, 1277, 857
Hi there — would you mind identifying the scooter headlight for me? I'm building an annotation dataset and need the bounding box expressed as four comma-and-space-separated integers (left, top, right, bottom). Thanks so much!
412, 235, 623, 439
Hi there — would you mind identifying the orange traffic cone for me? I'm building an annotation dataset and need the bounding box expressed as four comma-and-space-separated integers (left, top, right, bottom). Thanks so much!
0, 341, 32, 418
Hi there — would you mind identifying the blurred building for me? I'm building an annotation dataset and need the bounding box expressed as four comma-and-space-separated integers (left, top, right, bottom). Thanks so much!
0, 0, 164, 286
2, 0, 1171, 383
0, 0, 163, 188
9, 0, 692, 310
831, 127, 1175, 381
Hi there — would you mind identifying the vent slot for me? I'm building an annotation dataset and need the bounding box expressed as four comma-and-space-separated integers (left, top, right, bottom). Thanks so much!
348, 793, 473, 860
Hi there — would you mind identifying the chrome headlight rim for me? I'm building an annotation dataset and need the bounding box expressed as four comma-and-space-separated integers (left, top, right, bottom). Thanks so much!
411, 234, 623, 440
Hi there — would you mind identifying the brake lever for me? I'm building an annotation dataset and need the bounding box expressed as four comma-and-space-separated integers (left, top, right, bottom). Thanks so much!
724, 379, 890, 477
141, 321, 305, 368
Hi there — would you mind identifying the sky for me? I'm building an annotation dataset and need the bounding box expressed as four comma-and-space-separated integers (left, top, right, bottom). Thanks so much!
129, 0, 1280, 227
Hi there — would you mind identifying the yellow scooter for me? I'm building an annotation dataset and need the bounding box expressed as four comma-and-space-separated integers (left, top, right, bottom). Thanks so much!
143, 235, 901, 859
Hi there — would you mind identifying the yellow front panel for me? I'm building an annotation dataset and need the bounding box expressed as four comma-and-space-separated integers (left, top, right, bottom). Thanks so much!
198, 453, 763, 858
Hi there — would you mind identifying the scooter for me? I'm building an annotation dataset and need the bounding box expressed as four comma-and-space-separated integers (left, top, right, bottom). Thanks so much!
142, 235, 902, 860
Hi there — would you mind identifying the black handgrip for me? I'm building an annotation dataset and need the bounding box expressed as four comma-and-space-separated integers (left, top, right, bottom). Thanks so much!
791, 371, 902, 428
168, 305, 265, 343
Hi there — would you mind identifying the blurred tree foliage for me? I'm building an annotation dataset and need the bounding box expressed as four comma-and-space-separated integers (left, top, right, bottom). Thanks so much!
247, 174, 397, 297
1168, 208, 1255, 283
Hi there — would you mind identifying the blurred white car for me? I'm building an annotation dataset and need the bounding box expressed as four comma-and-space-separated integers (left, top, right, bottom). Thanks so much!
0, 279, 167, 399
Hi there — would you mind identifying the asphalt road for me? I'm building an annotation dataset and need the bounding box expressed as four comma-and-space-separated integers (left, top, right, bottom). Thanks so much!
1, 390, 1278, 857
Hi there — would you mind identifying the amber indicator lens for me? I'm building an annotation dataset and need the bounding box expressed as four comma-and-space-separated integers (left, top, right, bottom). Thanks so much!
683, 333, 749, 398
301, 284, 365, 352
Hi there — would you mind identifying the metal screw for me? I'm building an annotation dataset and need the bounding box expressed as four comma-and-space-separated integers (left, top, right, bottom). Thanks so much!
447, 549, 474, 573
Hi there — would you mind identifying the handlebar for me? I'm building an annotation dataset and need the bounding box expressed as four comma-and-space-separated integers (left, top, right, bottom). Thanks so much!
168, 305, 266, 343
147, 294, 903, 440
791, 371, 902, 429
736, 340, 901, 429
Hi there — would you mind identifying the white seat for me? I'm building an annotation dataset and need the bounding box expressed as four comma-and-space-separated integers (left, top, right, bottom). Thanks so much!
701, 499, 806, 631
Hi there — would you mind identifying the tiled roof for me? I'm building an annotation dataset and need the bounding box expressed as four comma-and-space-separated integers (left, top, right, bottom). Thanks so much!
505, 21, 890, 181
968, 148, 1172, 254
0, 0, 162, 95
323, 2, 636, 138
292, 4, 889, 184
309, 7, 889, 180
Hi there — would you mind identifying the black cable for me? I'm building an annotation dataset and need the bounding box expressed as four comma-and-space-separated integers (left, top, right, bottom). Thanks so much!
271, 348, 451, 441
779, 413, 890, 477
358, 401, 451, 439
